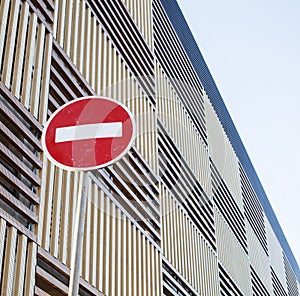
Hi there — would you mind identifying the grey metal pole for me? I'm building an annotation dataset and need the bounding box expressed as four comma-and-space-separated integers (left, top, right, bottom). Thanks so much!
68, 172, 89, 296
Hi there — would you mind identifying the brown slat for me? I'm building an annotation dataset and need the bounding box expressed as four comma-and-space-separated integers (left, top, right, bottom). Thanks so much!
34, 286, 51, 296
79, 279, 105, 296
130, 146, 159, 188
86, 0, 156, 101
49, 80, 69, 107
0, 142, 41, 186
50, 65, 80, 100
114, 160, 160, 218
23, 0, 52, 33
47, 109, 51, 118
109, 163, 153, 213
37, 247, 105, 296
36, 266, 68, 295
162, 256, 199, 295
30, 0, 54, 23
0, 207, 36, 241
124, 152, 160, 199
48, 93, 61, 110
0, 186, 38, 224
44, 0, 54, 10
0, 164, 40, 205
0, 82, 43, 134
37, 247, 70, 278
0, 101, 42, 151
87, 0, 154, 74
48, 93, 60, 111
52, 40, 95, 95
94, 169, 161, 246
0, 122, 42, 169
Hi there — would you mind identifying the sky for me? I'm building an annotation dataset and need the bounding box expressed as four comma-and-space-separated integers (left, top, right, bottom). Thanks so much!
176, 0, 300, 267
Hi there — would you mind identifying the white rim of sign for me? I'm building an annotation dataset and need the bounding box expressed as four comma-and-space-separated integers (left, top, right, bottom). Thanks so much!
41, 96, 137, 171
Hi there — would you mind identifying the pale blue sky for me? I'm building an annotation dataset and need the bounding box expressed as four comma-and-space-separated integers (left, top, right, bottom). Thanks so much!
177, 0, 300, 266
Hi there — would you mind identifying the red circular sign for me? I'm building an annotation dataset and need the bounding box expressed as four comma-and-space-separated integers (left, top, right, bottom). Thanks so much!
41, 97, 136, 171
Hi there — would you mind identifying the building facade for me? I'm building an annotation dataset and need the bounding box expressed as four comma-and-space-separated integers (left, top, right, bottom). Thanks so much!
0, 0, 299, 295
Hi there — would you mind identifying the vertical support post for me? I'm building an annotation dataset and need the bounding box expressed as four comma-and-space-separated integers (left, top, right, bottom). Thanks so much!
68, 172, 89, 296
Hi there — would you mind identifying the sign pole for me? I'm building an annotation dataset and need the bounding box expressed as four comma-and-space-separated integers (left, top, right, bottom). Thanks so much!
68, 172, 89, 296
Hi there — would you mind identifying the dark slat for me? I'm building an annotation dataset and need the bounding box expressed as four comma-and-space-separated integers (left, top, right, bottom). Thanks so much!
0, 101, 42, 151
0, 142, 40, 186
0, 82, 43, 134
0, 122, 42, 169
0, 207, 36, 242
0, 164, 40, 205
0, 186, 38, 224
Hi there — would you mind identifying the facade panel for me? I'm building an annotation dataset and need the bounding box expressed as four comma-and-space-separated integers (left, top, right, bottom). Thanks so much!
160, 0, 300, 282
0, 0, 299, 295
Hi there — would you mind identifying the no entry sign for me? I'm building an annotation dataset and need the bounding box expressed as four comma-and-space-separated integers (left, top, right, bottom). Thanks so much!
41, 97, 136, 171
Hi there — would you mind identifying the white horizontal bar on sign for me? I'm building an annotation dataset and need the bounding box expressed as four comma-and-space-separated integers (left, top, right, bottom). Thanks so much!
55, 122, 123, 143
